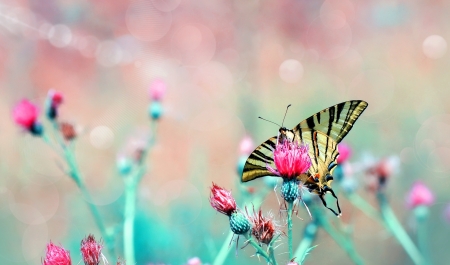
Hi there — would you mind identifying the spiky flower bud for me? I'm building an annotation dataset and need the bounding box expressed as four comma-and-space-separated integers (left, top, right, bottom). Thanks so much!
229, 211, 251, 235
249, 209, 279, 244
42, 241, 71, 265
281, 179, 300, 202
210, 183, 237, 216
80, 234, 103, 265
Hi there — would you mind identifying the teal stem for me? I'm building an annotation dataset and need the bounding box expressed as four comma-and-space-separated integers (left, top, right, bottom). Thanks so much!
123, 120, 157, 264
377, 192, 424, 265
293, 222, 318, 263
268, 234, 280, 265
313, 207, 364, 265
123, 179, 137, 265
287, 201, 294, 260
245, 233, 274, 264
346, 193, 383, 222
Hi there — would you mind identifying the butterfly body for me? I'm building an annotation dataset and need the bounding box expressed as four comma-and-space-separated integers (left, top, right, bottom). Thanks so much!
242, 100, 368, 215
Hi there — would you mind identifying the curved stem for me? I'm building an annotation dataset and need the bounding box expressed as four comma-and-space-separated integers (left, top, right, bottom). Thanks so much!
245, 233, 273, 264
377, 193, 424, 265
123, 179, 137, 265
293, 222, 317, 264
287, 201, 294, 260
345, 193, 383, 222
212, 232, 234, 265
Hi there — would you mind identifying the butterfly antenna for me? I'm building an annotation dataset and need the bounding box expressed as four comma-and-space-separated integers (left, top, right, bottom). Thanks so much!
281, 104, 291, 128
258, 116, 281, 127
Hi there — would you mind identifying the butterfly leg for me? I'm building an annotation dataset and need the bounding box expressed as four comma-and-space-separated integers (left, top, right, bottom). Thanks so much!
319, 193, 340, 216
327, 187, 342, 217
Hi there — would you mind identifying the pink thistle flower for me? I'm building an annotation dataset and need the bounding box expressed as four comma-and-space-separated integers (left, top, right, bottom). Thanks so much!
13, 99, 39, 129
42, 241, 71, 265
337, 142, 352, 164
148, 79, 167, 101
267, 140, 311, 179
407, 181, 435, 208
80, 234, 103, 265
48, 89, 64, 107
209, 183, 237, 216
186, 257, 202, 265
239, 135, 254, 155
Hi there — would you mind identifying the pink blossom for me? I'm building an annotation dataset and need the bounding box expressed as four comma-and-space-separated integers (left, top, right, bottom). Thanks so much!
148, 79, 167, 101
337, 142, 352, 164
80, 235, 103, 265
13, 99, 39, 129
48, 89, 64, 107
186, 257, 202, 265
43, 242, 71, 265
407, 181, 435, 208
209, 183, 237, 216
267, 140, 311, 179
239, 135, 254, 155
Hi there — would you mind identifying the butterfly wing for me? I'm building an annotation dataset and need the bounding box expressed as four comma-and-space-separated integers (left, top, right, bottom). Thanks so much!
293, 100, 367, 181
241, 136, 279, 182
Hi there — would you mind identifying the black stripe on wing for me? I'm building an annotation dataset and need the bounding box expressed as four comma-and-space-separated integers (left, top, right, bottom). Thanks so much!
294, 100, 368, 144
241, 137, 278, 182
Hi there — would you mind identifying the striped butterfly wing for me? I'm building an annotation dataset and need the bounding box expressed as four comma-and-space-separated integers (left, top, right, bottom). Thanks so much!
241, 137, 279, 182
293, 100, 368, 144
304, 131, 339, 181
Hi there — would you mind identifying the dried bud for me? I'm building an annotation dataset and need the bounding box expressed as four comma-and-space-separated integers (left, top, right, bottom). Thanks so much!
43, 241, 71, 265
209, 183, 237, 216
60, 122, 77, 141
80, 234, 103, 265
248, 208, 278, 244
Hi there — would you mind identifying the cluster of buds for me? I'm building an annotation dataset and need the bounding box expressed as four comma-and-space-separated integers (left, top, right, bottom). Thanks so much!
45, 89, 64, 120
148, 78, 166, 120
42, 235, 106, 265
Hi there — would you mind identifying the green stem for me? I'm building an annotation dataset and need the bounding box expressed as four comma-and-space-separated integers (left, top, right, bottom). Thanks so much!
346, 193, 383, 222
293, 222, 317, 263
268, 235, 280, 265
287, 201, 294, 260
314, 207, 364, 265
377, 192, 424, 265
245, 233, 273, 264
123, 179, 137, 265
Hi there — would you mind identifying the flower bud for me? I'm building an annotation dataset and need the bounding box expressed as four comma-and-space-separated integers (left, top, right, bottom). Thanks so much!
229, 211, 251, 235
43, 241, 71, 265
407, 181, 434, 208
149, 101, 163, 120
80, 234, 103, 265
281, 179, 300, 202
13, 99, 42, 136
148, 79, 166, 101
209, 183, 237, 216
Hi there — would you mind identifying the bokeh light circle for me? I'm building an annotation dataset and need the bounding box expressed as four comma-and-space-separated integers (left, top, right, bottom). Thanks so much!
96, 41, 123, 67
152, 180, 202, 227
415, 114, 450, 173
47, 24, 72, 48
22, 223, 49, 262
347, 69, 395, 120
170, 23, 216, 65
279, 59, 304, 83
89, 126, 114, 149
192, 61, 233, 100
422, 35, 447, 59
126, 0, 172, 42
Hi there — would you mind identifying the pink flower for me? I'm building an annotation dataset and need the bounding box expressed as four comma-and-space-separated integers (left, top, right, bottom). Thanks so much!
337, 142, 352, 164
48, 89, 64, 107
209, 183, 237, 216
239, 135, 254, 155
80, 235, 103, 265
13, 99, 39, 129
43, 242, 71, 265
267, 140, 311, 179
407, 181, 435, 208
148, 79, 166, 101
186, 257, 202, 265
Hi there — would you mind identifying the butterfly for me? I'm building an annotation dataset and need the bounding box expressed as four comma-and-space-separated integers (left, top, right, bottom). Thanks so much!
241, 100, 368, 216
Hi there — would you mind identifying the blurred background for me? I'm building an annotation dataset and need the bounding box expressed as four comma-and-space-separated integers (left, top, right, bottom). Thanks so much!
1, 0, 450, 264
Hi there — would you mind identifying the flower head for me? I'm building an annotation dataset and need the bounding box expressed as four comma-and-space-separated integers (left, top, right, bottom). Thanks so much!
13, 99, 39, 129
267, 140, 311, 179
80, 234, 103, 265
209, 183, 237, 216
248, 208, 279, 244
337, 142, 352, 164
148, 79, 167, 101
407, 181, 435, 208
46, 90, 64, 120
43, 241, 71, 265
